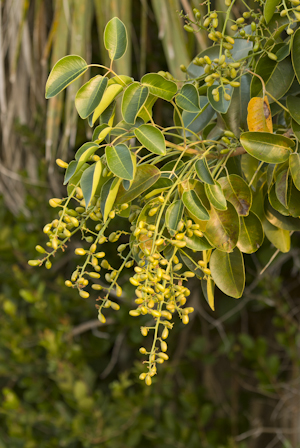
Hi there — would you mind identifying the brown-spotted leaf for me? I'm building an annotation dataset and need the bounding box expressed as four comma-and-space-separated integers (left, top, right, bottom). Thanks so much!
205, 202, 240, 252
218, 174, 252, 216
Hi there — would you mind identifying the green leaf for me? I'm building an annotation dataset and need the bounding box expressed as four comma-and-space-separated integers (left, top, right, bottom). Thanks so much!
292, 28, 300, 84
144, 178, 173, 200
137, 94, 157, 122
268, 184, 289, 215
115, 165, 160, 204
241, 153, 260, 189
195, 158, 214, 185
165, 200, 184, 236
75, 76, 108, 119
205, 182, 227, 211
121, 83, 149, 125
231, 38, 253, 60
134, 124, 166, 155
80, 160, 102, 207
264, 0, 281, 23
205, 203, 240, 252
265, 198, 300, 230
207, 85, 233, 114
141, 73, 177, 101
107, 75, 133, 87
92, 84, 123, 125
289, 153, 300, 190
182, 190, 210, 221
292, 119, 300, 141
250, 55, 294, 102
104, 17, 127, 61
262, 218, 290, 252
287, 95, 300, 125
64, 160, 78, 185
110, 118, 144, 137
240, 132, 294, 164
106, 144, 134, 181
275, 170, 288, 207
74, 142, 99, 175
92, 124, 112, 143
100, 177, 122, 222
183, 233, 212, 251
45, 55, 88, 99
187, 46, 221, 78
179, 249, 204, 279
237, 212, 264, 253
67, 163, 89, 196
182, 98, 215, 134
176, 84, 200, 112
287, 177, 300, 217
210, 248, 245, 298
218, 175, 252, 216
223, 73, 251, 136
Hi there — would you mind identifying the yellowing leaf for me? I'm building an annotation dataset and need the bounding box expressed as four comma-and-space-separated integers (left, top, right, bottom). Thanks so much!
247, 96, 273, 133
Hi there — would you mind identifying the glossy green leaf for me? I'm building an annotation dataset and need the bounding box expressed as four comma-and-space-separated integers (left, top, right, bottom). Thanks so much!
75, 76, 108, 119
223, 74, 251, 136
265, 198, 300, 230
237, 212, 264, 254
80, 160, 102, 207
179, 248, 204, 279
107, 75, 133, 87
241, 153, 260, 189
141, 73, 177, 101
287, 95, 300, 125
210, 247, 245, 298
144, 178, 173, 200
289, 153, 300, 190
218, 175, 252, 216
268, 184, 289, 215
276, 44, 290, 62
182, 97, 215, 134
182, 190, 210, 221
251, 56, 294, 101
205, 182, 227, 211
231, 38, 253, 61
287, 178, 300, 217
121, 83, 149, 124
92, 124, 112, 143
115, 165, 160, 204
67, 163, 89, 196
45, 55, 88, 99
92, 84, 123, 125
207, 85, 233, 114
176, 84, 200, 112
292, 119, 300, 141
134, 125, 166, 155
240, 132, 294, 164
100, 177, 122, 222
292, 28, 300, 84
195, 158, 214, 185
205, 203, 240, 252
110, 118, 144, 137
264, 0, 281, 23
64, 160, 78, 185
262, 218, 290, 252
104, 17, 127, 61
73, 142, 100, 176
137, 94, 157, 122
165, 200, 184, 236
106, 144, 134, 181
275, 170, 288, 207
183, 233, 212, 251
